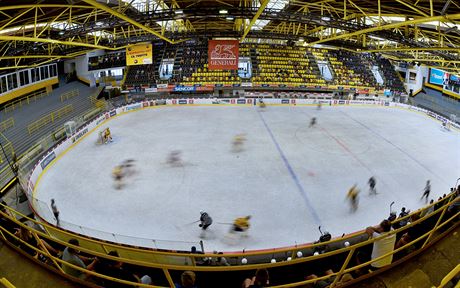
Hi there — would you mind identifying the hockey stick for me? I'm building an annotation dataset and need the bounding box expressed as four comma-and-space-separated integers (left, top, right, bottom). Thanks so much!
184, 220, 200, 226
216, 222, 233, 225
390, 201, 395, 213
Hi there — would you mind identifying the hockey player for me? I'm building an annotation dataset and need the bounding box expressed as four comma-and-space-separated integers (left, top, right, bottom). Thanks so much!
199, 211, 213, 230
368, 176, 377, 195
112, 164, 124, 189
51, 199, 60, 226
232, 134, 246, 152
232, 216, 251, 234
317, 102, 322, 110
259, 99, 266, 109
347, 185, 360, 212
421, 180, 431, 203
103, 128, 113, 144
167, 150, 182, 166
309, 117, 317, 128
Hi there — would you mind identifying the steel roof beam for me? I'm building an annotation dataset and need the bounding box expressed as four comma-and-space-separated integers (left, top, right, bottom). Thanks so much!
240, 0, 270, 42
80, 0, 174, 44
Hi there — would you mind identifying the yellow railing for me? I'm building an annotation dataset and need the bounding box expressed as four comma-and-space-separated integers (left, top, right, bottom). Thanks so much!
0, 189, 458, 287
0, 118, 14, 133
0, 133, 14, 165
27, 104, 74, 135
0, 278, 15, 288
60, 89, 79, 102
2, 90, 48, 114
438, 264, 460, 288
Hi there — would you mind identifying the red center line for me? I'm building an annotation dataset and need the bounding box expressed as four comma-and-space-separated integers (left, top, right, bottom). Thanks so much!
319, 126, 373, 173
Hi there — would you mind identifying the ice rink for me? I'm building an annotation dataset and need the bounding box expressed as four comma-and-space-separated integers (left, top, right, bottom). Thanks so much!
34, 105, 460, 252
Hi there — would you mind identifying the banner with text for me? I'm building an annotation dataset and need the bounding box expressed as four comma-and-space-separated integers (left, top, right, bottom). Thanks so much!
208, 40, 239, 70
126, 44, 153, 66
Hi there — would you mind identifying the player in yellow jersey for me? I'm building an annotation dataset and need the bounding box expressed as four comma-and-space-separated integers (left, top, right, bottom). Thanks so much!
346, 185, 360, 212
232, 216, 251, 233
112, 165, 123, 189
103, 127, 113, 144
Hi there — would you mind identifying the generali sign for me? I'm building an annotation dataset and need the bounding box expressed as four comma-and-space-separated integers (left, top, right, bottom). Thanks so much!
208, 40, 239, 70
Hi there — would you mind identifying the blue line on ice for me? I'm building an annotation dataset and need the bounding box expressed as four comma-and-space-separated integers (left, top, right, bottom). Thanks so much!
257, 110, 322, 225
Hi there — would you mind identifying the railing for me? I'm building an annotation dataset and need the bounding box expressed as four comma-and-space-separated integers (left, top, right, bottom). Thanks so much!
438, 264, 460, 288
0, 189, 458, 287
2, 90, 48, 114
0, 118, 14, 133
60, 89, 79, 102
0, 278, 15, 288
27, 104, 74, 135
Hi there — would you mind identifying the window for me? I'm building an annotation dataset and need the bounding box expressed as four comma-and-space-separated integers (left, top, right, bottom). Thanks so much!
40, 67, 45, 80
19, 71, 25, 86
44, 66, 49, 79
24, 70, 29, 85
50, 64, 57, 77
31, 68, 36, 82
0, 76, 5, 93
12, 74, 18, 89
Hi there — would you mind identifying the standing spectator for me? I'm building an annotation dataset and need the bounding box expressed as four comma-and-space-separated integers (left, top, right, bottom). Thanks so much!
51, 199, 60, 226
175, 271, 197, 288
242, 268, 269, 288
365, 219, 397, 270
421, 180, 431, 203
62, 239, 98, 280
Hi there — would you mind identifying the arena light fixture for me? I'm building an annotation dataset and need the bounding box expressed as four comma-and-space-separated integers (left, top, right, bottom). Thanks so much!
59, 31, 65, 35
226, 16, 234, 20
321, 16, 331, 21
95, 21, 104, 26
219, 9, 228, 14
175, 9, 183, 14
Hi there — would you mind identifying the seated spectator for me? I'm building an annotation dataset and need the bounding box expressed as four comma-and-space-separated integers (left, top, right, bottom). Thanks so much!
210, 251, 230, 266
242, 268, 269, 288
62, 239, 98, 280
305, 269, 353, 288
366, 219, 397, 270
175, 271, 197, 288
93, 250, 139, 287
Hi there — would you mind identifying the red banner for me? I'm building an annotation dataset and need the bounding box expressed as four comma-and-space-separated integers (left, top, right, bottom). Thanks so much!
208, 40, 239, 70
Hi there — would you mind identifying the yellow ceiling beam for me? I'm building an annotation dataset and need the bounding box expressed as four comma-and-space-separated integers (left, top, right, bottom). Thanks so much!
362, 47, 460, 52
240, 0, 270, 42
81, 0, 174, 44
0, 4, 93, 11
0, 36, 115, 50
0, 55, 72, 60
310, 14, 460, 44
394, 0, 429, 17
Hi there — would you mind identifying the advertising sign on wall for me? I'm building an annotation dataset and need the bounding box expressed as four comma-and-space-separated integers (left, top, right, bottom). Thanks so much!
126, 44, 153, 66
208, 40, 239, 70
429, 68, 444, 85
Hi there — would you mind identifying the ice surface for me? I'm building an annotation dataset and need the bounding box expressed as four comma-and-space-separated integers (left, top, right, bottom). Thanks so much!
35, 105, 460, 252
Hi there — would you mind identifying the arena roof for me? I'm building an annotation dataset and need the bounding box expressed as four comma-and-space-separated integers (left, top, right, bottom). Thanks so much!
0, 0, 459, 73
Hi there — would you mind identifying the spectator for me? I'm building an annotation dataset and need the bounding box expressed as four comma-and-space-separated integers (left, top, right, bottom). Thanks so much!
175, 271, 197, 288
62, 239, 98, 280
242, 268, 269, 288
305, 269, 353, 288
93, 250, 139, 287
365, 219, 397, 270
